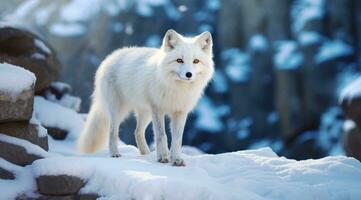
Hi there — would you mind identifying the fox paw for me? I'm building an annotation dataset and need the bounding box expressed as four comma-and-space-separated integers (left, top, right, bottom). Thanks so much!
111, 153, 122, 158
172, 158, 186, 166
157, 157, 169, 163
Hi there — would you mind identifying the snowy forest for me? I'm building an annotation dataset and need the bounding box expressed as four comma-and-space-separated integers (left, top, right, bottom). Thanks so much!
1, 0, 361, 199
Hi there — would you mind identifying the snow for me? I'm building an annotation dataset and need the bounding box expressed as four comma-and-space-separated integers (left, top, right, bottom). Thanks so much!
316, 40, 354, 63
50, 23, 86, 37
339, 76, 361, 104
34, 39, 51, 54
0, 158, 36, 200
249, 34, 268, 51
222, 49, 251, 82
33, 96, 84, 139
298, 31, 322, 46
343, 120, 356, 133
29, 147, 361, 200
274, 41, 303, 70
0, 134, 49, 158
31, 53, 45, 60
0, 62, 36, 97
30, 114, 48, 138
60, 0, 101, 23
291, 0, 325, 33
177, 5, 188, 12
195, 97, 229, 132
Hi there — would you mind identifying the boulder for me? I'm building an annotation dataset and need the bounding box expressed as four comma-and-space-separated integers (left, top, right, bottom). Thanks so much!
0, 166, 15, 179
0, 26, 62, 92
46, 127, 68, 140
17, 194, 75, 200
0, 121, 48, 150
76, 193, 101, 200
343, 121, 361, 161
37, 175, 86, 196
0, 134, 45, 166
340, 78, 361, 128
0, 62, 35, 122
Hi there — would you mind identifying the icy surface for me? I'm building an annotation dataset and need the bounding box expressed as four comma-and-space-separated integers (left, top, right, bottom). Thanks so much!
0, 62, 36, 96
30, 147, 361, 200
274, 41, 303, 70
33, 96, 84, 139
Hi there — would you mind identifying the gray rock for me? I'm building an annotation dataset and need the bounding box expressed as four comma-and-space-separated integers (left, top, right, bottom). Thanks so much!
17, 194, 75, 200
0, 137, 44, 166
0, 166, 15, 179
0, 26, 62, 93
0, 84, 34, 122
343, 122, 361, 161
37, 175, 85, 196
76, 193, 100, 200
46, 127, 68, 140
0, 121, 48, 150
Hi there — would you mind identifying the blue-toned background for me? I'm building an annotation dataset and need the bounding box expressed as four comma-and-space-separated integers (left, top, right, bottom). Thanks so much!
2, 0, 360, 159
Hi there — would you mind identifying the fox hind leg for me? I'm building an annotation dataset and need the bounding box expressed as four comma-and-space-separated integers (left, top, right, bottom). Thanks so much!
108, 104, 130, 158
134, 110, 151, 155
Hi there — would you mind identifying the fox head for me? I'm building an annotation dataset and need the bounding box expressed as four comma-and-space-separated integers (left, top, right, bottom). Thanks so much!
160, 29, 214, 85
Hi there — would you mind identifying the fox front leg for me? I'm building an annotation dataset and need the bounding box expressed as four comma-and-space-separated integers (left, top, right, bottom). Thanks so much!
152, 108, 170, 163
170, 112, 187, 166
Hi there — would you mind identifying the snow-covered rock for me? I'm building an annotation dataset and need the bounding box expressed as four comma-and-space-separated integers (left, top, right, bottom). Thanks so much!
0, 26, 61, 92
340, 76, 361, 128
0, 62, 35, 122
33, 96, 84, 140
0, 134, 49, 166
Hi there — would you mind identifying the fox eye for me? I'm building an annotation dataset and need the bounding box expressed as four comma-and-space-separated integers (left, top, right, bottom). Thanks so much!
193, 59, 200, 64
176, 58, 183, 63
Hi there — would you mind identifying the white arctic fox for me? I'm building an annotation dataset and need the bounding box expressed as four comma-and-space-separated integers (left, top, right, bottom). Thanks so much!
78, 29, 214, 166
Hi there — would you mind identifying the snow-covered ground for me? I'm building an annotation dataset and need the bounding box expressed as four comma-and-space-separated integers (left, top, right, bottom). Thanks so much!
2, 130, 361, 200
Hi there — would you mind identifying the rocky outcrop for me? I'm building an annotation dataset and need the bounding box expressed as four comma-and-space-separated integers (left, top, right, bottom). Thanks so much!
0, 135, 45, 166
342, 121, 361, 161
0, 166, 15, 179
37, 175, 86, 196
0, 86, 34, 123
0, 26, 62, 92
0, 63, 48, 166
340, 77, 361, 161
0, 121, 48, 150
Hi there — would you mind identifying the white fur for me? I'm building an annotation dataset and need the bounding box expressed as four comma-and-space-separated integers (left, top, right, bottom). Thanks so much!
77, 30, 214, 166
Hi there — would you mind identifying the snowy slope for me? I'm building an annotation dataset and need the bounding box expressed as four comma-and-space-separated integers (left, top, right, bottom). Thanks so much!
30, 147, 361, 200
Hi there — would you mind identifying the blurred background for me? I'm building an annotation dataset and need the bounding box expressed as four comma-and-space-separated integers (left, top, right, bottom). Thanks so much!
1, 0, 361, 160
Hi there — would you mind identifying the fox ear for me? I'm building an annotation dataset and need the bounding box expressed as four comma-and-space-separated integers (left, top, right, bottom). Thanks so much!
196, 31, 213, 53
162, 29, 181, 52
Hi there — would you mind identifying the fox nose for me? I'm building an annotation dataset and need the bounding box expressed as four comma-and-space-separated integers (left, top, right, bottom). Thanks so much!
185, 72, 192, 78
